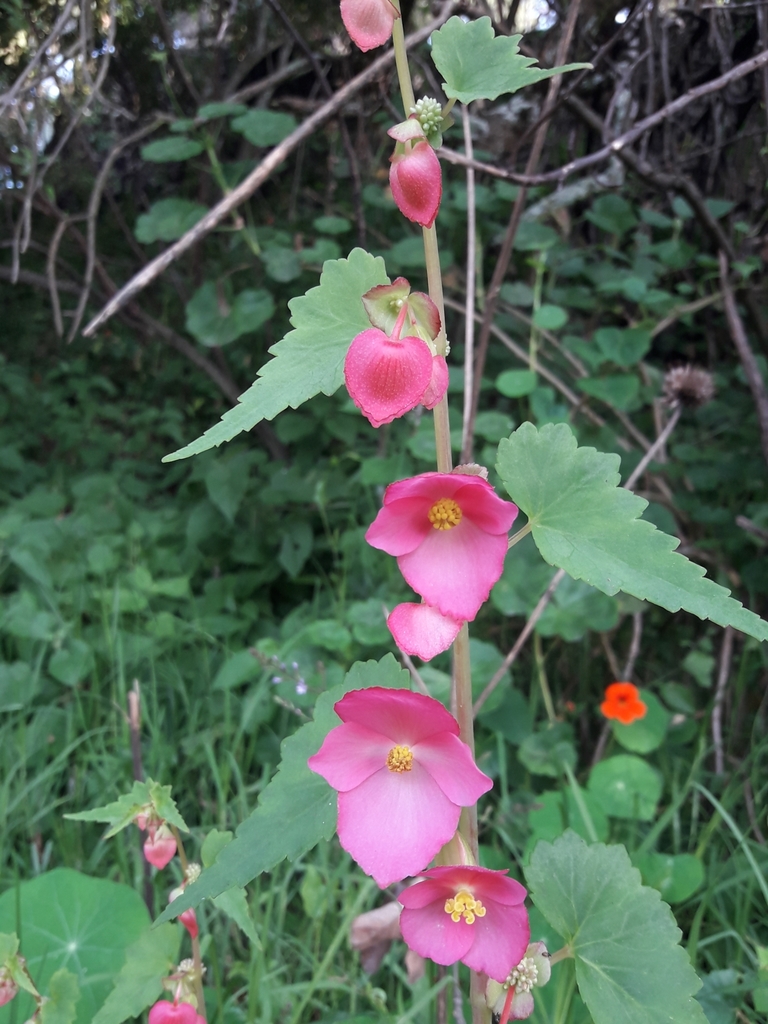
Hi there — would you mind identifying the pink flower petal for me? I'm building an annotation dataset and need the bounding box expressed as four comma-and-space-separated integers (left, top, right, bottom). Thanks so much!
421, 355, 449, 410
365, 496, 433, 556
337, 761, 460, 886
340, 0, 398, 51
345, 328, 433, 428
398, 518, 510, 621
387, 603, 462, 661
333, 687, 459, 743
390, 141, 442, 228
510, 991, 535, 1019
422, 865, 527, 906
400, 893, 476, 965
413, 732, 493, 805
381, 472, 464, 504
308, 721, 392, 792
454, 481, 519, 534
462, 899, 530, 982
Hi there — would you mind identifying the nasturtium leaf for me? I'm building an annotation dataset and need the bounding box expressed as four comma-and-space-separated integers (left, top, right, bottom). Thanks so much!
525, 832, 709, 1024
593, 326, 652, 368
134, 199, 207, 244
519, 723, 576, 777
163, 249, 388, 462
40, 969, 79, 1024
0, 871, 150, 1024
91, 925, 180, 1024
588, 754, 662, 820
314, 215, 351, 235
140, 137, 204, 162
496, 369, 538, 398
612, 690, 670, 753
430, 17, 588, 104
634, 852, 705, 904
158, 655, 411, 921
526, 788, 609, 857
496, 423, 768, 642
261, 246, 302, 283
231, 109, 297, 147
532, 304, 568, 331
185, 283, 274, 347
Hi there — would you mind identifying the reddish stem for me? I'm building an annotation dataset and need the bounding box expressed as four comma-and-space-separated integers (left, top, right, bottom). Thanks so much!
499, 985, 516, 1024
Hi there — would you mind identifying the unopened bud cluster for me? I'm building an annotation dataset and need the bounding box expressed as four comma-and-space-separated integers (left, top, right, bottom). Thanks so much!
411, 97, 443, 135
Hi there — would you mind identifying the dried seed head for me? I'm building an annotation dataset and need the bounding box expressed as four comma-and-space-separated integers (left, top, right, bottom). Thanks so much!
663, 365, 715, 408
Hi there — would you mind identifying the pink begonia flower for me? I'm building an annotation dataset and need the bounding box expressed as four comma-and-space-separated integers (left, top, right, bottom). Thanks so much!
390, 140, 442, 228
366, 472, 518, 622
340, 0, 399, 51
387, 602, 462, 661
308, 687, 492, 887
399, 865, 530, 983
148, 1000, 199, 1024
144, 823, 177, 870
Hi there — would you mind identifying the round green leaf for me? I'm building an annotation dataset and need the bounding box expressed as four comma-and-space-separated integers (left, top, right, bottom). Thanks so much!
134, 199, 207, 244
612, 690, 671, 753
532, 304, 568, 331
496, 369, 538, 398
634, 852, 705, 903
313, 215, 351, 235
140, 136, 204, 162
231, 109, 297, 147
519, 723, 577, 777
0, 870, 150, 1024
588, 754, 662, 820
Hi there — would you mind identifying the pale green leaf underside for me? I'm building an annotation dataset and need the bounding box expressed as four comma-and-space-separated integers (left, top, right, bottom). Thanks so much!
526, 832, 708, 1024
431, 17, 588, 104
163, 249, 388, 462
497, 423, 768, 642
158, 656, 410, 922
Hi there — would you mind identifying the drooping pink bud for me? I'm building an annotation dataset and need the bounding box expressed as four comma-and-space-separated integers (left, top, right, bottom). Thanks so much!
169, 884, 199, 939
0, 968, 18, 1008
389, 140, 442, 228
144, 824, 177, 870
340, 0, 399, 51
135, 814, 148, 831
148, 999, 199, 1024
344, 327, 433, 427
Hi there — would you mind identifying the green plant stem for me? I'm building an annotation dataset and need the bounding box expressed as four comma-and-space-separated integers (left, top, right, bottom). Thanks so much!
390, 2, 416, 114
171, 826, 207, 1020
508, 522, 532, 548
534, 633, 556, 724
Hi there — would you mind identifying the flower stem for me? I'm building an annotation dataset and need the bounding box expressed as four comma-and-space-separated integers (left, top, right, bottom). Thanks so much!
171, 826, 207, 1020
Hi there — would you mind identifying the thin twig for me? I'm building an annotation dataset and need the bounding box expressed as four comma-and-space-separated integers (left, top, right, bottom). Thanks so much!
718, 251, 768, 467
624, 405, 681, 491
621, 611, 644, 681
83, 7, 457, 336
460, 102, 477, 462
712, 626, 734, 775
46, 218, 71, 337
473, 569, 566, 714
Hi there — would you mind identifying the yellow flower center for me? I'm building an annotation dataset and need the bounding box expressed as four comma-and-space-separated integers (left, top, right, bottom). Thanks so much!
428, 498, 463, 531
444, 889, 487, 924
386, 745, 414, 772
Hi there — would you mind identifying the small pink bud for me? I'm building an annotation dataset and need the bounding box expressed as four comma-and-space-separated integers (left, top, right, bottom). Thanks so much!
179, 909, 199, 940
340, 0, 399, 51
144, 824, 177, 870
0, 968, 18, 1008
135, 814, 148, 831
389, 140, 442, 228
148, 1000, 199, 1024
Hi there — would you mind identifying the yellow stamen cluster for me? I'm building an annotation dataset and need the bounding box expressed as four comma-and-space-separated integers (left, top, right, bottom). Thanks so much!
386, 745, 414, 772
444, 889, 486, 924
428, 497, 463, 531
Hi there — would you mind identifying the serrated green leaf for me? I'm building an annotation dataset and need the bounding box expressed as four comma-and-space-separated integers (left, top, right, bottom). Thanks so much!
40, 969, 79, 1024
147, 780, 189, 833
158, 655, 410, 922
64, 778, 187, 837
0, 933, 19, 964
200, 831, 260, 945
91, 926, 180, 1024
525, 832, 708, 1024
497, 423, 768, 642
163, 249, 388, 462
140, 137, 204, 162
430, 17, 588, 104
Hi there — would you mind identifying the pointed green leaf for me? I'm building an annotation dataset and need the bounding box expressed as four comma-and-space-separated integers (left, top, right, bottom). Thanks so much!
91, 926, 180, 1024
201, 831, 260, 945
64, 779, 188, 837
158, 655, 410, 922
525, 831, 708, 1024
140, 137, 204, 162
163, 249, 388, 462
40, 970, 79, 1024
497, 423, 768, 642
430, 17, 588, 104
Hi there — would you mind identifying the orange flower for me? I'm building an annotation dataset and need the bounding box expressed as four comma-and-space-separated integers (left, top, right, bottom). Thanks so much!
600, 682, 647, 725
